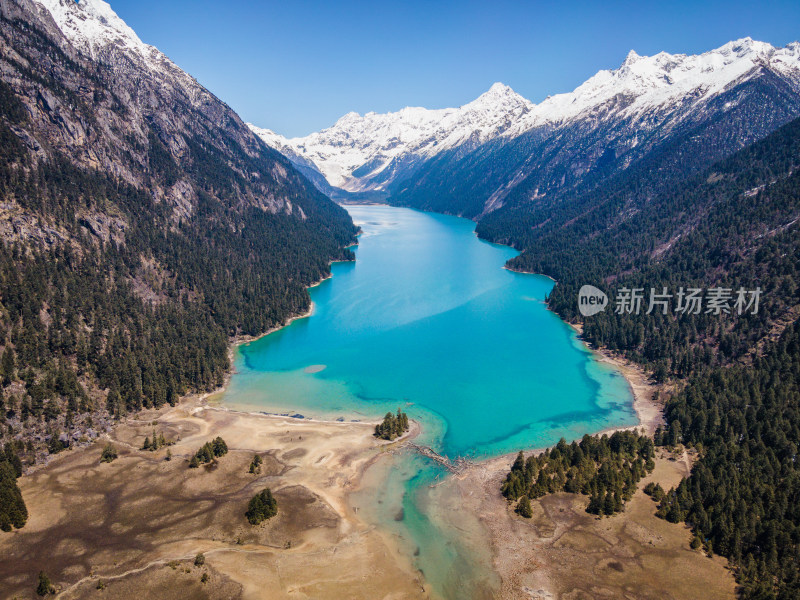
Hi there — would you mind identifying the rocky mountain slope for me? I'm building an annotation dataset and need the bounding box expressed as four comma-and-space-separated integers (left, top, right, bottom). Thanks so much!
14, 0, 339, 220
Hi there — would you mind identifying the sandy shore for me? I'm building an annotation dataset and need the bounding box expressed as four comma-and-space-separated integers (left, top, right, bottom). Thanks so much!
568, 321, 664, 436
0, 396, 427, 599
597, 351, 665, 435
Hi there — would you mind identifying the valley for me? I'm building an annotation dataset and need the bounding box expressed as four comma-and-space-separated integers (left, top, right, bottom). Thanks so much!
0, 0, 799, 599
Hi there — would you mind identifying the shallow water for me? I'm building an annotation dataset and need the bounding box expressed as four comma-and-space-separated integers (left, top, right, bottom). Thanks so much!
221, 205, 636, 597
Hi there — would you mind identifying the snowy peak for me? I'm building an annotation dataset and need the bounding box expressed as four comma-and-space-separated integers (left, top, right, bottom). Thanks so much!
473, 82, 526, 103
251, 82, 533, 191
719, 36, 775, 58
465, 82, 533, 116
34, 0, 223, 117
622, 49, 641, 65
521, 37, 800, 129
35, 0, 152, 61
486, 81, 514, 94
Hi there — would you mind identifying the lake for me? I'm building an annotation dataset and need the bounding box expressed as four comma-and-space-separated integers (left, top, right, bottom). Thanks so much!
221, 205, 637, 596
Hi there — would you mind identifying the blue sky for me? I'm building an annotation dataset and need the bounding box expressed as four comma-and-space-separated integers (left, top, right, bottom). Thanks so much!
108, 0, 800, 137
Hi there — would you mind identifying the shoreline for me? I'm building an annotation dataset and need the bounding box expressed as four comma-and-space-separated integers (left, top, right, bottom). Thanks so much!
497, 248, 665, 436
212, 262, 342, 407
567, 320, 664, 437
2, 391, 427, 599
450, 315, 664, 480
205, 216, 667, 598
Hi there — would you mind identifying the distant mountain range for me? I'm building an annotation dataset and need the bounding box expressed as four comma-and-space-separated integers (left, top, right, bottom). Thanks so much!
253, 38, 800, 216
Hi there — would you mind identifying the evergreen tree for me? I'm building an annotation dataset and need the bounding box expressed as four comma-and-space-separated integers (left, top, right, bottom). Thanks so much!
100, 443, 117, 463
188, 437, 228, 468
1, 347, 15, 385
502, 432, 654, 517
516, 495, 533, 518
246, 488, 278, 525
0, 460, 27, 531
373, 410, 410, 440
4, 443, 22, 477
36, 571, 53, 596
211, 437, 228, 457
249, 454, 262, 474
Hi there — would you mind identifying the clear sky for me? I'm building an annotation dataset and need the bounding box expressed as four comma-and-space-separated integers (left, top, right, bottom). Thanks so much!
107, 0, 800, 137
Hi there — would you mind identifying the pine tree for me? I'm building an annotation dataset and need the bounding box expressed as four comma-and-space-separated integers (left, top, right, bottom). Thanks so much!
4, 443, 22, 477
36, 571, 53, 596
373, 410, 410, 440
106, 387, 122, 417
211, 437, 228, 457
100, 443, 117, 463
0, 460, 27, 531
249, 454, 262, 474
603, 491, 616, 516
516, 495, 533, 518
1, 347, 15, 385
246, 488, 278, 525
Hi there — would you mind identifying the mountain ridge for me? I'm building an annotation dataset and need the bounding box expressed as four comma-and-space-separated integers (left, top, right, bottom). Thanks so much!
253, 37, 800, 211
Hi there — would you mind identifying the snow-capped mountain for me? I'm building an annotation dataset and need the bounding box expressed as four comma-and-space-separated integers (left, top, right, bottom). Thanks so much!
253, 38, 800, 212
250, 82, 533, 194
511, 38, 800, 130
32, 0, 205, 99
35, 0, 153, 60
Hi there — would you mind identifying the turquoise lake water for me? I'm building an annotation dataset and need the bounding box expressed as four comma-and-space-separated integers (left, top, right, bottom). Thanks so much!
221, 205, 637, 597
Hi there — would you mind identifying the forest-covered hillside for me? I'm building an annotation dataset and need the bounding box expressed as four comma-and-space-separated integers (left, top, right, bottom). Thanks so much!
0, 0, 357, 480
489, 115, 800, 599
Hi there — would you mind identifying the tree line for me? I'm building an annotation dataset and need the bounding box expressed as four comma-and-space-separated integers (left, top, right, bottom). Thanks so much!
502, 431, 655, 518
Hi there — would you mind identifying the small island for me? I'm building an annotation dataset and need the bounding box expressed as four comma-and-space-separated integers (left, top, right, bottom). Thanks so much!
373, 409, 410, 441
